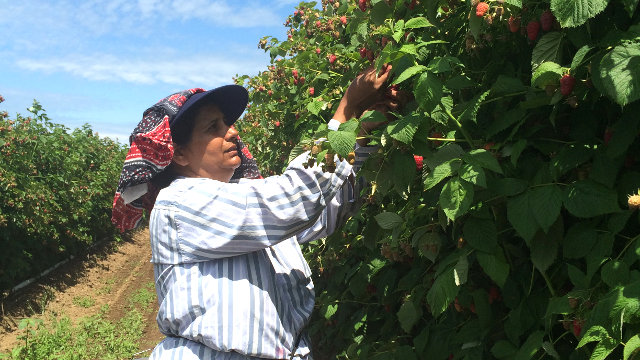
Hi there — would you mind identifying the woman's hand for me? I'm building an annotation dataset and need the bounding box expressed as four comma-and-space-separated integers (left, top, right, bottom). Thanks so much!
356, 84, 412, 146
332, 64, 393, 123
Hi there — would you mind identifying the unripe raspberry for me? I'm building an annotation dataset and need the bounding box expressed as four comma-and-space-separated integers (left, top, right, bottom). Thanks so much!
560, 74, 576, 97
540, 10, 555, 31
475, 2, 489, 17
527, 20, 540, 41
508, 15, 520, 33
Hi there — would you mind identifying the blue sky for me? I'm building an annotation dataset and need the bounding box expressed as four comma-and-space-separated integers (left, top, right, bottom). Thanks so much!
0, 0, 306, 143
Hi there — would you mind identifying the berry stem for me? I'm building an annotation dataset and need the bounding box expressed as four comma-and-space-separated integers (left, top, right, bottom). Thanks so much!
614, 233, 640, 261
540, 269, 557, 297
444, 108, 475, 148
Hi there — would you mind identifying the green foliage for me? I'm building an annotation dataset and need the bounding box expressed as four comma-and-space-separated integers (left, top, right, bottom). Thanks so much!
238, 0, 640, 358
0, 101, 127, 291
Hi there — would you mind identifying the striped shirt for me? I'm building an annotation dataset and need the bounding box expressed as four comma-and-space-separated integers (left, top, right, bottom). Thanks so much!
148, 145, 375, 360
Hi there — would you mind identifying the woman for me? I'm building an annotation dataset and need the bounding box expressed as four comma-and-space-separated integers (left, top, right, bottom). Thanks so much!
112, 65, 396, 359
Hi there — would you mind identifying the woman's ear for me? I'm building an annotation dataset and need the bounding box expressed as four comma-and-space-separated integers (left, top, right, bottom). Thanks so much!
171, 142, 190, 167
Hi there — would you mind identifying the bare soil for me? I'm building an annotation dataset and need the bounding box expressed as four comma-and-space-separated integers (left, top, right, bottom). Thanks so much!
0, 227, 164, 357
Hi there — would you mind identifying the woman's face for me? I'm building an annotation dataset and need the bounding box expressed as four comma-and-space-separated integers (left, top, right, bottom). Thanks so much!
172, 103, 242, 182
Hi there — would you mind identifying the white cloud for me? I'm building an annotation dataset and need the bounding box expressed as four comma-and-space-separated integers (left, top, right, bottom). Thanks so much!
15, 53, 268, 88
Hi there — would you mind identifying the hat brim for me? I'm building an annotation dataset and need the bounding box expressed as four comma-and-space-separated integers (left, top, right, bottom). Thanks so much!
171, 85, 248, 128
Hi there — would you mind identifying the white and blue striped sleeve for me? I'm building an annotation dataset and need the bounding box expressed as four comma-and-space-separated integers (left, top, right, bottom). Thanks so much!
150, 153, 354, 263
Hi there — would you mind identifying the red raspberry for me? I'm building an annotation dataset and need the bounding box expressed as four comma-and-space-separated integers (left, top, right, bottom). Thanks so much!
572, 319, 582, 337
309, 87, 315, 95
475, 2, 489, 17
359, 0, 367, 12
359, 47, 367, 58
508, 15, 520, 33
315, 20, 322, 28
560, 74, 576, 97
340, 15, 347, 25
275, 121, 281, 127
328, 54, 337, 64
413, 155, 423, 171
540, 10, 555, 31
316, 48, 321, 54
292, 69, 298, 78
527, 20, 540, 41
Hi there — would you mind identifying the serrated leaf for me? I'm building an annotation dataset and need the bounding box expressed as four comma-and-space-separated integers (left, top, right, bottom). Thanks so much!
542, 341, 561, 359
404, 16, 433, 29
620, 0, 639, 17
327, 130, 356, 157
426, 267, 459, 316
387, 113, 421, 144
393, 19, 405, 43
531, 32, 564, 72
563, 224, 598, 259
374, 212, 403, 229
529, 218, 561, 273
463, 217, 497, 253
528, 185, 563, 233
392, 151, 417, 195
396, 65, 428, 84
359, 109, 388, 123
324, 304, 338, 319
424, 158, 461, 190
545, 295, 573, 318
307, 100, 325, 115
571, 45, 595, 70
415, 71, 443, 113
397, 299, 423, 333
590, 337, 618, 360
624, 334, 640, 360
459, 90, 490, 123
440, 177, 474, 220
597, 43, 640, 106
606, 104, 640, 158
413, 229, 443, 262
476, 250, 510, 287
532, 62, 563, 89
507, 192, 539, 243
454, 255, 469, 286
550, 0, 610, 28
427, 56, 462, 74
601, 260, 630, 287
563, 180, 621, 218
505, 0, 522, 7
514, 330, 544, 360
463, 149, 503, 174
459, 163, 486, 187
577, 326, 609, 348
490, 178, 528, 197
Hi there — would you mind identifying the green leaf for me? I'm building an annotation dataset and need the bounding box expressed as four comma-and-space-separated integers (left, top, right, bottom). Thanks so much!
606, 104, 640, 158
404, 16, 433, 29
505, 0, 522, 7
476, 250, 510, 287
374, 212, 404, 229
590, 337, 618, 360
542, 341, 561, 360
427, 56, 462, 74
531, 32, 564, 72
563, 224, 598, 259
490, 75, 528, 96
563, 180, 621, 218
528, 185, 563, 233
550, 0, 610, 27
415, 71, 443, 113
620, 0, 639, 17
529, 218, 561, 273
624, 334, 640, 360
426, 267, 460, 316
370, 0, 393, 25
307, 99, 325, 115
397, 299, 423, 333
490, 177, 528, 197
507, 192, 539, 243
327, 130, 356, 157
413, 229, 443, 262
459, 163, 486, 187
396, 65, 428, 84
596, 43, 640, 106
463, 149, 503, 174
514, 330, 544, 360
545, 295, 573, 318
324, 304, 338, 319
532, 62, 563, 89
393, 19, 405, 43
360, 109, 388, 123
577, 325, 609, 348
392, 151, 417, 194
463, 217, 497, 253
424, 158, 461, 190
387, 113, 421, 144
491, 340, 518, 359
458, 90, 490, 123
440, 177, 474, 220
601, 260, 630, 287
571, 45, 595, 70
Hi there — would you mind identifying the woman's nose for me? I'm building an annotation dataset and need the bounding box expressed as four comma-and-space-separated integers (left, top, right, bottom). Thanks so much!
226, 125, 239, 139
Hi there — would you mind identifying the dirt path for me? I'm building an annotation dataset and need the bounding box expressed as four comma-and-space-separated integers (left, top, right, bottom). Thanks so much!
0, 227, 164, 356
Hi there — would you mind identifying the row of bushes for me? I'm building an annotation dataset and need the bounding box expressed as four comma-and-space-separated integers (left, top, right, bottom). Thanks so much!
0, 99, 127, 291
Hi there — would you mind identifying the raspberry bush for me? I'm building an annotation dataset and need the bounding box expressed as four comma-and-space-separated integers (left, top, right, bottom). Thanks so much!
239, 0, 640, 358
0, 100, 127, 291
